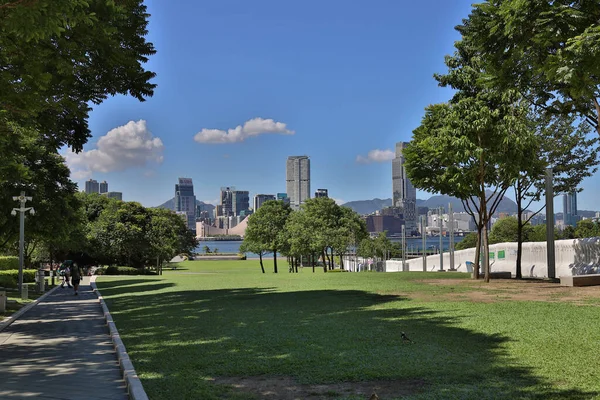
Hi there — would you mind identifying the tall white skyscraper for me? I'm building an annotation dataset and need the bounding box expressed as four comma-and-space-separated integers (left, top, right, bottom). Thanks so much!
392, 142, 417, 233
286, 156, 310, 210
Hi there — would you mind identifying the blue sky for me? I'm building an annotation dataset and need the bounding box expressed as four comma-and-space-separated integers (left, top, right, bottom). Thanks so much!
63, 0, 600, 211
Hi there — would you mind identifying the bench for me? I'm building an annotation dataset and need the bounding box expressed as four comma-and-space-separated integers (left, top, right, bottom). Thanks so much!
560, 274, 600, 287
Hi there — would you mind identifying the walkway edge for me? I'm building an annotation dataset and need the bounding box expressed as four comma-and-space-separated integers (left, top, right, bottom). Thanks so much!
91, 276, 149, 400
0, 285, 60, 333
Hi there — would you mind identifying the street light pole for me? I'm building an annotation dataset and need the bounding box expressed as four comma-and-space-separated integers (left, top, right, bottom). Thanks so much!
438, 206, 444, 272
421, 215, 426, 272
12, 192, 35, 296
449, 203, 455, 271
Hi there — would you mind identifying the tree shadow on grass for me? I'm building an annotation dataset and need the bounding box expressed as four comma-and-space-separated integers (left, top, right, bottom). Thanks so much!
97, 279, 599, 400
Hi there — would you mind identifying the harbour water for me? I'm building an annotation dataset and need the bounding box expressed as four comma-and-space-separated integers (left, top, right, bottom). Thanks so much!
196, 235, 464, 258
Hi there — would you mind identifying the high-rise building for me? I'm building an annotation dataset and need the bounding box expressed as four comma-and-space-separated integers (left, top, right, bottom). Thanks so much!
314, 189, 328, 198
175, 178, 196, 231
563, 191, 579, 227
254, 194, 276, 211
220, 187, 234, 217
277, 193, 290, 206
100, 191, 122, 201
392, 142, 417, 233
286, 156, 310, 210
84, 179, 100, 194
233, 190, 250, 216
220, 187, 250, 216
99, 181, 108, 194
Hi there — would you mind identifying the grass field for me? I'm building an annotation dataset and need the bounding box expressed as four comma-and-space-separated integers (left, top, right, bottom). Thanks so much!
96, 260, 600, 400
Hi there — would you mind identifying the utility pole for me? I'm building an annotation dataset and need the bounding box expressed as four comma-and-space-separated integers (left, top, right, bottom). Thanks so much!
545, 168, 556, 279
449, 203, 455, 271
421, 215, 427, 272
401, 225, 406, 271
438, 206, 444, 272
12, 192, 35, 296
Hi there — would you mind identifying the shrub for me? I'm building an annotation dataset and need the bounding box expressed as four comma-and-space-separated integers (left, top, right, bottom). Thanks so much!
0, 256, 19, 271
0, 274, 17, 288
103, 266, 155, 275
0, 269, 37, 283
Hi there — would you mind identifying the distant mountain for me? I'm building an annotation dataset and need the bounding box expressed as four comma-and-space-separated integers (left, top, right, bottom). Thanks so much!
342, 192, 519, 215
341, 198, 392, 215
156, 198, 215, 213
419, 192, 518, 214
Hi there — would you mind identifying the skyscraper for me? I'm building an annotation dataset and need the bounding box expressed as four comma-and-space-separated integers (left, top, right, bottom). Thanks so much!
563, 191, 578, 227
175, 178, 196, 231
99, 181, 108, 194
254, 194, 276, 211
286, 156, 310, 210
392, 142, 417, 233
220, 187, 250, 216
315, 189, 328, 198
84, 179, 100, 194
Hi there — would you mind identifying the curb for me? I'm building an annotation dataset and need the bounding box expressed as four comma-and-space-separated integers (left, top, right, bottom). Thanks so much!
0, 285, 60, 333
91, 276, 149, 400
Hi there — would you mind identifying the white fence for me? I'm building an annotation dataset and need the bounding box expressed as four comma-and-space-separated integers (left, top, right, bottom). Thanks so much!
385, 237, 600, 278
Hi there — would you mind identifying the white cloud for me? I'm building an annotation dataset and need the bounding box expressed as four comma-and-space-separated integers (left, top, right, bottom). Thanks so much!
64, 120, 164, 177
194, 117, 294, 144
332, 198, 346, 205
356, 149, 395, 164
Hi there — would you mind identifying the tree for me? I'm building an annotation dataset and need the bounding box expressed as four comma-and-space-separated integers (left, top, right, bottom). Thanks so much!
147, 208, 197, 274
459, 1, 600, 136
511, 112, 598, 277
239, 236, 266, 273
404, 44, 538, 282
455, 232, 478, 250
241, 200, 291, 273
574, 219, 599, 239
489, 217, 532, 245
0, 0, 157, 151
330, 206, 368, 270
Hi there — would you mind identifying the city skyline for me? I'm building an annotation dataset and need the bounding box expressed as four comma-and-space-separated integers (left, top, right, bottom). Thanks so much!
63, 1, 600, 212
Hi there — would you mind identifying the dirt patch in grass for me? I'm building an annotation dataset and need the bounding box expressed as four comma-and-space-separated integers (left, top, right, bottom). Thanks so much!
212, 376, 426, 399
411, 278, 600, 305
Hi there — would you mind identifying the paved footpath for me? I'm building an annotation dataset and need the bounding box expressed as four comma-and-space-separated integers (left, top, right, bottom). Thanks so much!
0, 278, 128, 400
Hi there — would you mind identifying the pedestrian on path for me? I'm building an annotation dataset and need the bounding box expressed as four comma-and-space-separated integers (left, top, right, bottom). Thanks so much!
58, 261, 72, 288
71, 262, 84, 296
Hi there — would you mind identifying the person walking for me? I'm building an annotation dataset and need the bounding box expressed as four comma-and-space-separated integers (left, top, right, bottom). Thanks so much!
70, 262, 84, 296
58, 261, 72, 288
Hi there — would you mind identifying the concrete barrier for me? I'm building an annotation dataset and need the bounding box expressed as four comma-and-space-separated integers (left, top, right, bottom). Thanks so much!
560, 274, 600, 287
386, 237, 600, 279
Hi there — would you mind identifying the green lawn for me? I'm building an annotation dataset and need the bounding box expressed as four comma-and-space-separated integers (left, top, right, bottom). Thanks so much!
97, 260, 600, 400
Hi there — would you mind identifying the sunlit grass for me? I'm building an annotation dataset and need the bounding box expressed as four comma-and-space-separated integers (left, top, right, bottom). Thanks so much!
97, 260, 600, 400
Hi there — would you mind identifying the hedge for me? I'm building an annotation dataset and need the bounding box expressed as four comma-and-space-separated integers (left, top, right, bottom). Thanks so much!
96, 266, 157, 275
0, 269, 37, 288
0, 256, 19, 271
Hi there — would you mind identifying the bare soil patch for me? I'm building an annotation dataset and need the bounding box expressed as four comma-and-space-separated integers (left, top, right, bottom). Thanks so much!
211, 376, 426, 400
412, 278, 600, 305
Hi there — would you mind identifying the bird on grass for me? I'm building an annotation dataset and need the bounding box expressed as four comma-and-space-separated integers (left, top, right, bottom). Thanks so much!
401, 331, 415, 344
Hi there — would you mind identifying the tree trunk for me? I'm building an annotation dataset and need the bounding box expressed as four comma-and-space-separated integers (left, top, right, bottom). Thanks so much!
273, 251, 278, 273
483, 222, 490, 283
322, 249, 327, 272
259, 252, 265, 273
474, 227, 481, 280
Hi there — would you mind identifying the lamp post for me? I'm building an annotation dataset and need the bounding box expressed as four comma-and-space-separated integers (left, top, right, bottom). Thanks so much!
12, 192, 35, 296
448, 203, 456, 271
421, 215, 427, 272
437, 207, 444, 271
